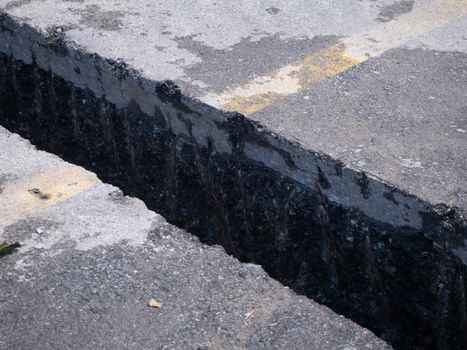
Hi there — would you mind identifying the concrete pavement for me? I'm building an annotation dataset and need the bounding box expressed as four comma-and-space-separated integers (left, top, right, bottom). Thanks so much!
1, 0, 465, 227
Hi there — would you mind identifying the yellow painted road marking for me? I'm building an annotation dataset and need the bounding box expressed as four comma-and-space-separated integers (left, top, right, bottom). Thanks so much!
0, 164, 99, 227
220, 43, 360, 114
208, 0, 467, 114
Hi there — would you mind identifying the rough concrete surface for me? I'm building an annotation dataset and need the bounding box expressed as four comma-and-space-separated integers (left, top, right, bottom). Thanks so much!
0, 0, 464, 224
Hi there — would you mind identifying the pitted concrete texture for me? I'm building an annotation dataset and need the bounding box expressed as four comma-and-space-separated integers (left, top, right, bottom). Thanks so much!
0, 126, 390, 349
0, 0, 465, 220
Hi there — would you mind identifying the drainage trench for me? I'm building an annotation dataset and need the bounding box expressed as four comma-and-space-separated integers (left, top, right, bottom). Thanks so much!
0, 51, 466, 349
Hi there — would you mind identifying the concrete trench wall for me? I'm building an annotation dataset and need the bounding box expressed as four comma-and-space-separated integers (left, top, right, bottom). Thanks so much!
0, 13, 466, 349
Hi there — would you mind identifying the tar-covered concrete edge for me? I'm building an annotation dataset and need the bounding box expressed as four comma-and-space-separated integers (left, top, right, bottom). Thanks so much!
0, 11, 466, 350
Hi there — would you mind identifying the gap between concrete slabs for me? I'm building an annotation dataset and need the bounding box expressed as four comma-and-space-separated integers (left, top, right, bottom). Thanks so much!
0, 126, 391, 350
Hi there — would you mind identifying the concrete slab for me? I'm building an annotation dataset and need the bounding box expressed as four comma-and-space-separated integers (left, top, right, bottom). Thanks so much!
0, 126, 390, 349
0, 0, 465, 219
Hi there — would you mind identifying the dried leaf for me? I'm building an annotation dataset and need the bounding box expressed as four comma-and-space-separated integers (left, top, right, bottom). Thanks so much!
0, 242, 20, 257
148, 298, 163, 308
